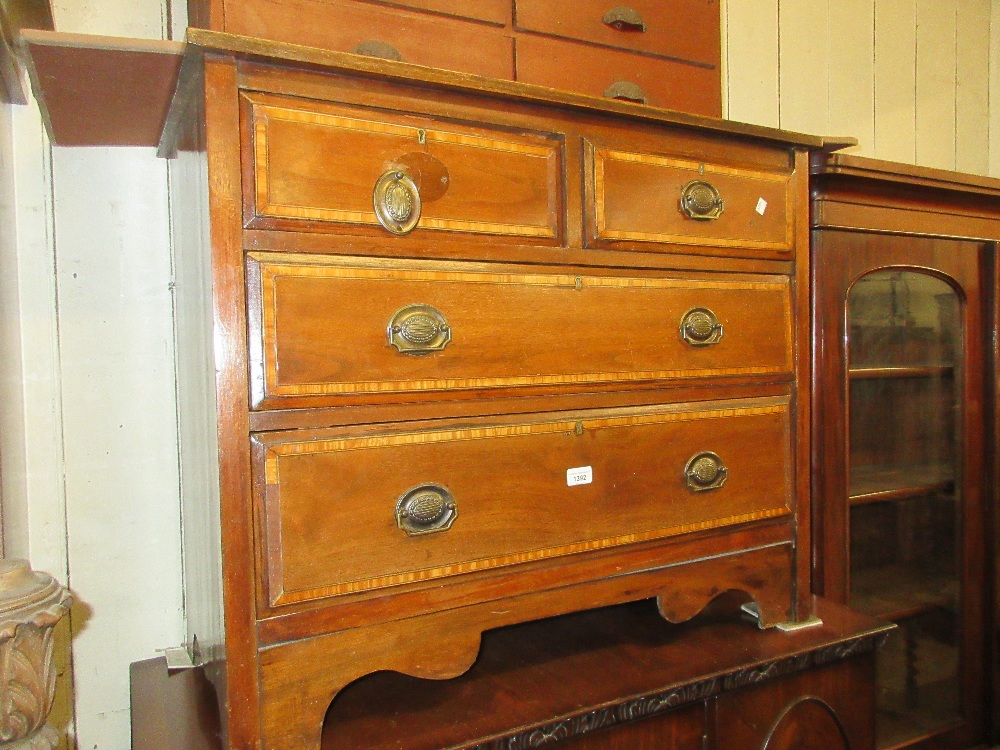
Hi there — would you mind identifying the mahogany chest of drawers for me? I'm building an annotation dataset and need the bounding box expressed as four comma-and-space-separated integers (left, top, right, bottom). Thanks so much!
185, 0, 722, 115
163, 29, 821, 750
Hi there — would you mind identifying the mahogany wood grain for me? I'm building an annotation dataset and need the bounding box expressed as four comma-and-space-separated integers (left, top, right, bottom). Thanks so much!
203, 56, 261, 750
514, 0, 720, 67
176, 30, 821, 148
247, 253, 794, 409
351, 0, 511, 25
586, 143, 792, 256
254, 520, 796, 644
165, 30, 820, 750
244, 92, 561, 240
222, 0, 514, 78
791, 148, 812, 621
132, 598, 888, 750
255, 398, 793, 607
811, 153, 996, 748
515, 34, 721, 117
21, 30, 183, 147
714, 658, 874, 750
257, 544, 799, 749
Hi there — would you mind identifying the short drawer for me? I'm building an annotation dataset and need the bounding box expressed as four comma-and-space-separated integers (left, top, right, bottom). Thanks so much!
515, 0, 720, 67
247, 253, 794, 409
246, 93, 561, 240
515, 35, 721, 117
586, 143, 794, 256
224, 0, 514, 77
255, 397, 793, 606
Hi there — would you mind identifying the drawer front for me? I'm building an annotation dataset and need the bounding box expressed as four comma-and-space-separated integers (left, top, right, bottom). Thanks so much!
247, 253, 795, 409
247, 94, 561, 240
587, 144, 793, 255
515, 0, 720, 67
256, 398, 793, 606
224, 0, 514, 77
358, 0, 511, 25
516, 35, 721, 117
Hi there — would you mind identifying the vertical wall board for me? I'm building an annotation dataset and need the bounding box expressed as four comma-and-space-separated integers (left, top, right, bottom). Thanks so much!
778, 0, 831, 136
956, 1, 990, 175
989, 0, 1000, 177
723, 0, 780, 128
915, 0, 958, 170
828, 0, 875, 154
51, 147, 184, 750
874, 0, 917, 163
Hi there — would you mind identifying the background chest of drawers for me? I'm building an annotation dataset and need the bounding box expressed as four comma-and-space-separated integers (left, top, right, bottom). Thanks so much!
184, 0, 722, 115
165, 28, 820, 750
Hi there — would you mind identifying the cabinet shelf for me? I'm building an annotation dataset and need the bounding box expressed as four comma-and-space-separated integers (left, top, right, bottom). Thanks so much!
849, 464, 954, 506
849, 365, 954, 381
851, 563, 957, 622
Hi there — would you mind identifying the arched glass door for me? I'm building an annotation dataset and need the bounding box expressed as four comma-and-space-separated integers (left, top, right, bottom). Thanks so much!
846, 269, 962, 746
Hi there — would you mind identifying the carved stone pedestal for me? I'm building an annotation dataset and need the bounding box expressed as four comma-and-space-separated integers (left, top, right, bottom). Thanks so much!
0, 560, 72, 750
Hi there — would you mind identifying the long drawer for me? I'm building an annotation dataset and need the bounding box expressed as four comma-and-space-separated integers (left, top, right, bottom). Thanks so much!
255, 397, 793, 607
247, 253, 795, 409
515, 35, 721, 117
245, 93, 561, 240
515, 0, 720, 68
224, 0, 514, 77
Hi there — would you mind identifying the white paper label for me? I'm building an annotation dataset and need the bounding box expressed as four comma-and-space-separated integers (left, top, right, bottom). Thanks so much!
755, 197, 768, 215
567, 466, 593, 486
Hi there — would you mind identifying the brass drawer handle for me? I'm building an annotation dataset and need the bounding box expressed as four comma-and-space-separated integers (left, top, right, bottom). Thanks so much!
603, 80, 647, 104
396, 483, 457, 536
684, 452, 727, 492
354, 39, 403, 62
374, 170, 421, 235
680, 180, 725, 220
388, 304, 451, 354
602, 6, 646, 31
679, 307, 723, 346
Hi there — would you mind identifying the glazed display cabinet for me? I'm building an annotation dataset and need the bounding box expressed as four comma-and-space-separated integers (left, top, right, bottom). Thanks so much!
811, 153, 999, 749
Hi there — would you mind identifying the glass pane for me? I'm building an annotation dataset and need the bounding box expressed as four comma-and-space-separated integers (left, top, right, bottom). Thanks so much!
846, 270, 962, 748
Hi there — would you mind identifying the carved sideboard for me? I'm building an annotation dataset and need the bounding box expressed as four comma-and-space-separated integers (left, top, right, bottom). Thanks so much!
162, 28, 822, 750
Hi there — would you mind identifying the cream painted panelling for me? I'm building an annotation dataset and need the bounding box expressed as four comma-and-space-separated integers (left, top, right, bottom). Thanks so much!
723, 0, 994, 175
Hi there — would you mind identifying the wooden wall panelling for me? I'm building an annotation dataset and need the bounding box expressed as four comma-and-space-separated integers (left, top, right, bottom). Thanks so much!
720, 0, 779, 128
956, 0, 990, 176
777, 0, 830, 136
915, 0, 957, 170
827, 0, 874, 154
873, 0, 916, 164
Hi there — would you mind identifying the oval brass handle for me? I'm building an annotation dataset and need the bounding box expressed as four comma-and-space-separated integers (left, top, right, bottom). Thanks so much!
396, 483, 457, 535
684, 452, 727, 492
603, 80, 647, 104
354, 39, 403, 61
679, 307, 723, 346
602, 6, 646, 31
388, 304, 451, 354
680, 180, 725, 220
374, 170, 421, 235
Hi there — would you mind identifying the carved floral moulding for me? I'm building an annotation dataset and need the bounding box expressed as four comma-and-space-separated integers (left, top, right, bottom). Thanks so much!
0, 559, 72, 750
466, 631, 890, 750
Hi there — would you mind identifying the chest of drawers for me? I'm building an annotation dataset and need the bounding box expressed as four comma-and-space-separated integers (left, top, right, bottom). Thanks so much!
185, 0, 722, 115
164, 29, 820, 750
